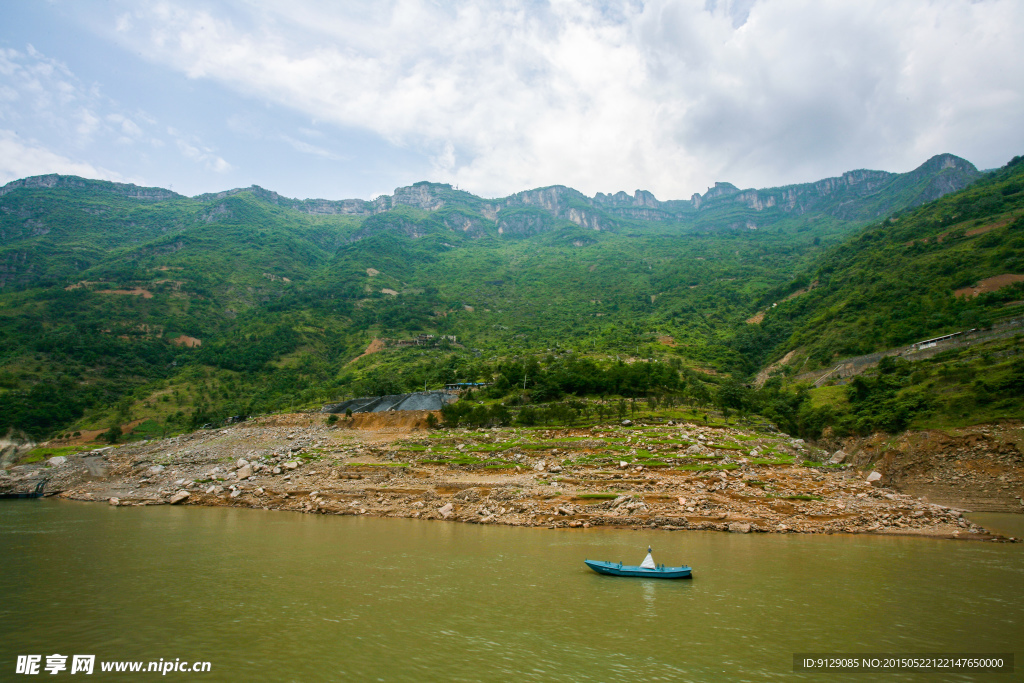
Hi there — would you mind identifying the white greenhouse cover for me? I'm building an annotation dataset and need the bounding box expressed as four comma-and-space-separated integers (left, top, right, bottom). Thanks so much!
640, 552, 656, 569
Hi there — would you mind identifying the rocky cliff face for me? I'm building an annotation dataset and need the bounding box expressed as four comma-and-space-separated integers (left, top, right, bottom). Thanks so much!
687, 155, 980, 220
817, 423, 1024, 513
443, 212, 490, 238
350, 213, 430, 241
593, 190, 675, 221
496, 210, 554, 237
392, 183, 449, 211
194, 185, 390, 216
899, 153, 982, 204
0, 153, 983, 240
0, 175, 180, 201
593, 189, 659, 208
500, 186, 607, 231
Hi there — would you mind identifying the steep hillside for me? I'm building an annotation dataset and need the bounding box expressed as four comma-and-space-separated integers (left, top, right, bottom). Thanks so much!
744, 156, 1024, 436
0, 154, 996, 440
756, 156, 1024, 367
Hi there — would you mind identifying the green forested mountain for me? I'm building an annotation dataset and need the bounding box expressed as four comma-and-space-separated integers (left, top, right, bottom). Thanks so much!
1, 152, 1020, 441
742, 156, 1024, 435
761, 157, 1024, 364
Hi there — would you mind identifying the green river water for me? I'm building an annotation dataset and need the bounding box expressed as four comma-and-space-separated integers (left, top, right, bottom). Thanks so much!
1, 500, 1020, 682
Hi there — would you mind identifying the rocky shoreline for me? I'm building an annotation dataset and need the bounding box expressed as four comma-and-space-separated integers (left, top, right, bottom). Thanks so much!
3, 413, 1020, 541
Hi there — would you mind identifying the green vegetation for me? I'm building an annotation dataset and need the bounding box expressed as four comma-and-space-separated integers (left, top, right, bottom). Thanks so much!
0, 155, 1021, 442
676, 463, 740, 472
790, 336, 1024, 436
20, 445, 84, 463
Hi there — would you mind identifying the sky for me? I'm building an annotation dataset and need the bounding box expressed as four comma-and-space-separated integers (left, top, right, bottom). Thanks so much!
1, 1, 1022, 202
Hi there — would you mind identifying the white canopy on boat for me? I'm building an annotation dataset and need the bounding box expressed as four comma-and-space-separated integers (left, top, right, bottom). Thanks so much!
640, 549, 656, 569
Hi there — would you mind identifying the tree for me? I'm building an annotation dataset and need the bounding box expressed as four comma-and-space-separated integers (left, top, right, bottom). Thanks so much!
687, 381, 712, 409
102, 423, 122, 444
715, 380, 749, 421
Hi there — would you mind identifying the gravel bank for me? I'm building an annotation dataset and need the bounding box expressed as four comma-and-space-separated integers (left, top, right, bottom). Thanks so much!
4, 414, 1018, 542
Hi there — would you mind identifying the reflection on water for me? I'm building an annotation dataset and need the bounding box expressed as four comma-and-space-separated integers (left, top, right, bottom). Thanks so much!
966, 511, 1024, 539
0, 500, 1021, 682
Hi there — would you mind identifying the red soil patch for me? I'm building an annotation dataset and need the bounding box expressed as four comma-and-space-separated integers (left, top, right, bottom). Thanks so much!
49, 419, 148, 446
249, 413, 327, 428
906, 215, 1017, 246
784, 288, 807, 301
98, 288, 153, 299
349, 338, 386, 364
966, 222, 1004, 237
657, 335, 677, 346
780, 280, 819, 303
344, 410, 439, 433
954, 274, 1024, 298
750, 280, 819, 319
754, 350, 797, 387
245, 412, 436, 440
170, 335, 202, 348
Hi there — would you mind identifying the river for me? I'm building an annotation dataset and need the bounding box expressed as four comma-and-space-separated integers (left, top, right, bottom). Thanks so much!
1, 500, 1020, 681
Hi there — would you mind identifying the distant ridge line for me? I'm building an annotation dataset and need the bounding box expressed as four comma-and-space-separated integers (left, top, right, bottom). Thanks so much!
0, 153, 981, 229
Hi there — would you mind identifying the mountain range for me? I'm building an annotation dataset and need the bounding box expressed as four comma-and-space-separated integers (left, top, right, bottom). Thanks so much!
1, 152, 1021, 441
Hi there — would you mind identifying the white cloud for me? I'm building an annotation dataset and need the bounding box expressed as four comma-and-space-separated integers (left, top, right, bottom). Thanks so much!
0, 45, 234, 182
107, 113, 144, 141
226, 113, 348, 161
81, 0, 1024, 196
173, 134, 232, 173
280, 135, 347, 161
0, 129, 125, 185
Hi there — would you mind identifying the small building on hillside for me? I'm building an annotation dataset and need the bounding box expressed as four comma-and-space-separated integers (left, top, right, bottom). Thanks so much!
444, 382, 491, 392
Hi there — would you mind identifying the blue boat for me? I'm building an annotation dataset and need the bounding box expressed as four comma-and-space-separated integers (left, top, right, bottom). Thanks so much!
584, 547, 692, 579
0, 479, 47, 500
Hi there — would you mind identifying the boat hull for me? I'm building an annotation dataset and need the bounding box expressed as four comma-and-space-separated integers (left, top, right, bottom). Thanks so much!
0, 480, 47, 499
584, 559, 692, 579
